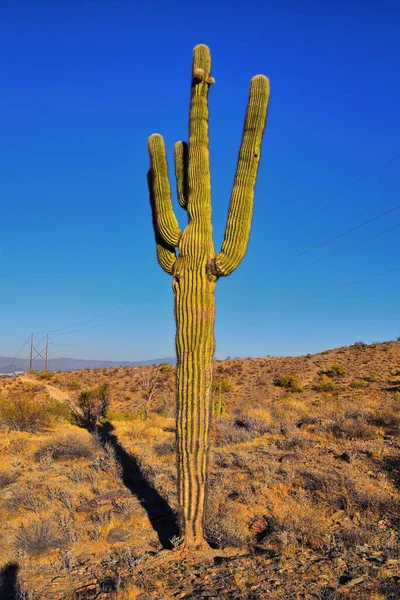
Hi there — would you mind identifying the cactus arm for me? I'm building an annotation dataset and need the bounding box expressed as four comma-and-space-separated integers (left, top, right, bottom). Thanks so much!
147, 170, 177, 274
148, 133, 182, 247
186, 44, 215, 237
215, 75, 270, 276
174, 141, 189, 209
156, 243, 176, 275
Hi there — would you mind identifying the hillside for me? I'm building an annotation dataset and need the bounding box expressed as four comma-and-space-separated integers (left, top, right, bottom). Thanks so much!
0, 341, 399, 599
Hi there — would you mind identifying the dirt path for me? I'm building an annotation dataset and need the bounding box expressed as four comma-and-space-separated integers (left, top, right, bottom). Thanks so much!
20, 375, 70, 401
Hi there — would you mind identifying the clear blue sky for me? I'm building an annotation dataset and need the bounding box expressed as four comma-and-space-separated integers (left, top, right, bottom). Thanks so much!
1, 0, 399, 362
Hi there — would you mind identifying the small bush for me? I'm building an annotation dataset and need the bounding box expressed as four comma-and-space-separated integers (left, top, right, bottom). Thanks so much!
350, 379, 367, 389
16, 521, 65, 555
35, 433, 96, 462
313, 375, 337, 392
352, 341, 367, 349
0, 393, 51, 432
154, 441, 176, 456
68, 380, 81, 390
364, 372, 379, 382
206, 509, 250, 548
76, 384, 109, 429
213, 376, 233, 394
37, 370, 53, 380
327, 417, 375, 440
274, 374, 302, 392
0, 471, 19, 489
324, 363, 346, 377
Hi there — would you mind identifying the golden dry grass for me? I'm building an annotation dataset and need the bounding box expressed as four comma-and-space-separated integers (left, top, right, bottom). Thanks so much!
0, 340, 399, 598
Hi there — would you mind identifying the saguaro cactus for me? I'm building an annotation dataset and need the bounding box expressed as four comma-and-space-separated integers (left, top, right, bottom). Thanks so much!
147, 44, 270, 550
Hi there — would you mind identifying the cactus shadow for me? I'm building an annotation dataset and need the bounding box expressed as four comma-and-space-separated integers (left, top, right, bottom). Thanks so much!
95, 421, 178, 549
0, 562, 20, 600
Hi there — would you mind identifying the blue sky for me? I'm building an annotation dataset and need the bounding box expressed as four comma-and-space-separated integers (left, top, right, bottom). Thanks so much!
1, 0, 399, 362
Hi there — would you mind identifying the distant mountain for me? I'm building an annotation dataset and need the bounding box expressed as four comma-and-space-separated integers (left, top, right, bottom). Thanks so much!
0, 356, 175, 373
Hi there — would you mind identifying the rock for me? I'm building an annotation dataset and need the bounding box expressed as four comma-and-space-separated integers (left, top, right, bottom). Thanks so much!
279, 453, 300, 463
106, 528, 131, 543
337, 452, 351, 463
76, 490, 130, 513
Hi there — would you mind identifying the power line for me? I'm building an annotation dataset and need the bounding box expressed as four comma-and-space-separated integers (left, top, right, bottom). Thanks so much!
291, 153, 400, 219
302, 194, 400, 245
1, 334, 32, 371
47, 299, 140, 334
231, 201, 400, 287
268, 266, 399, 313
245, 222, 400, 292
50, 308, 150, 337
49, 224, 399, 350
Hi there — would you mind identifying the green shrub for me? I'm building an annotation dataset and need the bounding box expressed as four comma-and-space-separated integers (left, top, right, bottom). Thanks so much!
350, 379, 367, 389
352, 341, 367, 349
313, 376, 337, 392
213, 376, 233, 394
0, 393, 51, 432
274, 374, 302, 392
0, 393, 72, 432
76, 384, 109, 429
324, 363, 346, 377
364, 372, 379, 382
37, 370, 53, 380
68, 380, 81, 390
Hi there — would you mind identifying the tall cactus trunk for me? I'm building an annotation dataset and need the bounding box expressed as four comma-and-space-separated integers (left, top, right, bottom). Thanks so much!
147, 44, 270, 550
174, 261, 216, 549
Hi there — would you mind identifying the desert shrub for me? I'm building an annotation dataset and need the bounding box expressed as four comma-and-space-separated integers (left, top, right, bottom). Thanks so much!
234, 409, 272, 435
213, 376, 233, 394
68, 380, 81, 390
313, 376, 337, 392
154, 441, 176, 456
364, 371, 379, 382
274, 374, 302, 392
0, 392, 71, 433
35, 433, 96, 462
393, 391, 400, 401
46, 398, 73, 423
76, 384, 109, 429
90, 442, 122, 480
350, 379, 367, 389
16, 520, 65, 555
326, 416, 374, 440
0, 393, 51, 432
352, 341, 367, 349
324, 363, 346, 377
107, 410, 137, 422
159, 362, 174, 374
214, 417, 254, 444
0, 471, 19, 489
205, 509, 250, 548
276, 434, 307, 451
37, 370, 53, 380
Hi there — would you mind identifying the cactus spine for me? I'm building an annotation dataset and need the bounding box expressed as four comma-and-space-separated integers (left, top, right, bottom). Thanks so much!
148, 44, 270, 550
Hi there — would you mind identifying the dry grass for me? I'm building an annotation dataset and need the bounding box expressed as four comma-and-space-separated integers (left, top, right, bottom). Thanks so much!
0, 340, 399, 598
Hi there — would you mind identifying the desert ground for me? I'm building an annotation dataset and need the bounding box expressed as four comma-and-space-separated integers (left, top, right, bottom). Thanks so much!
0, 340, 399, 599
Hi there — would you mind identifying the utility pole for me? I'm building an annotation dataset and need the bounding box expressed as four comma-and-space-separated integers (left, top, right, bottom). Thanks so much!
29, 333, 34, 371
28, 334, 48, 372
44, 335, 49, 371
